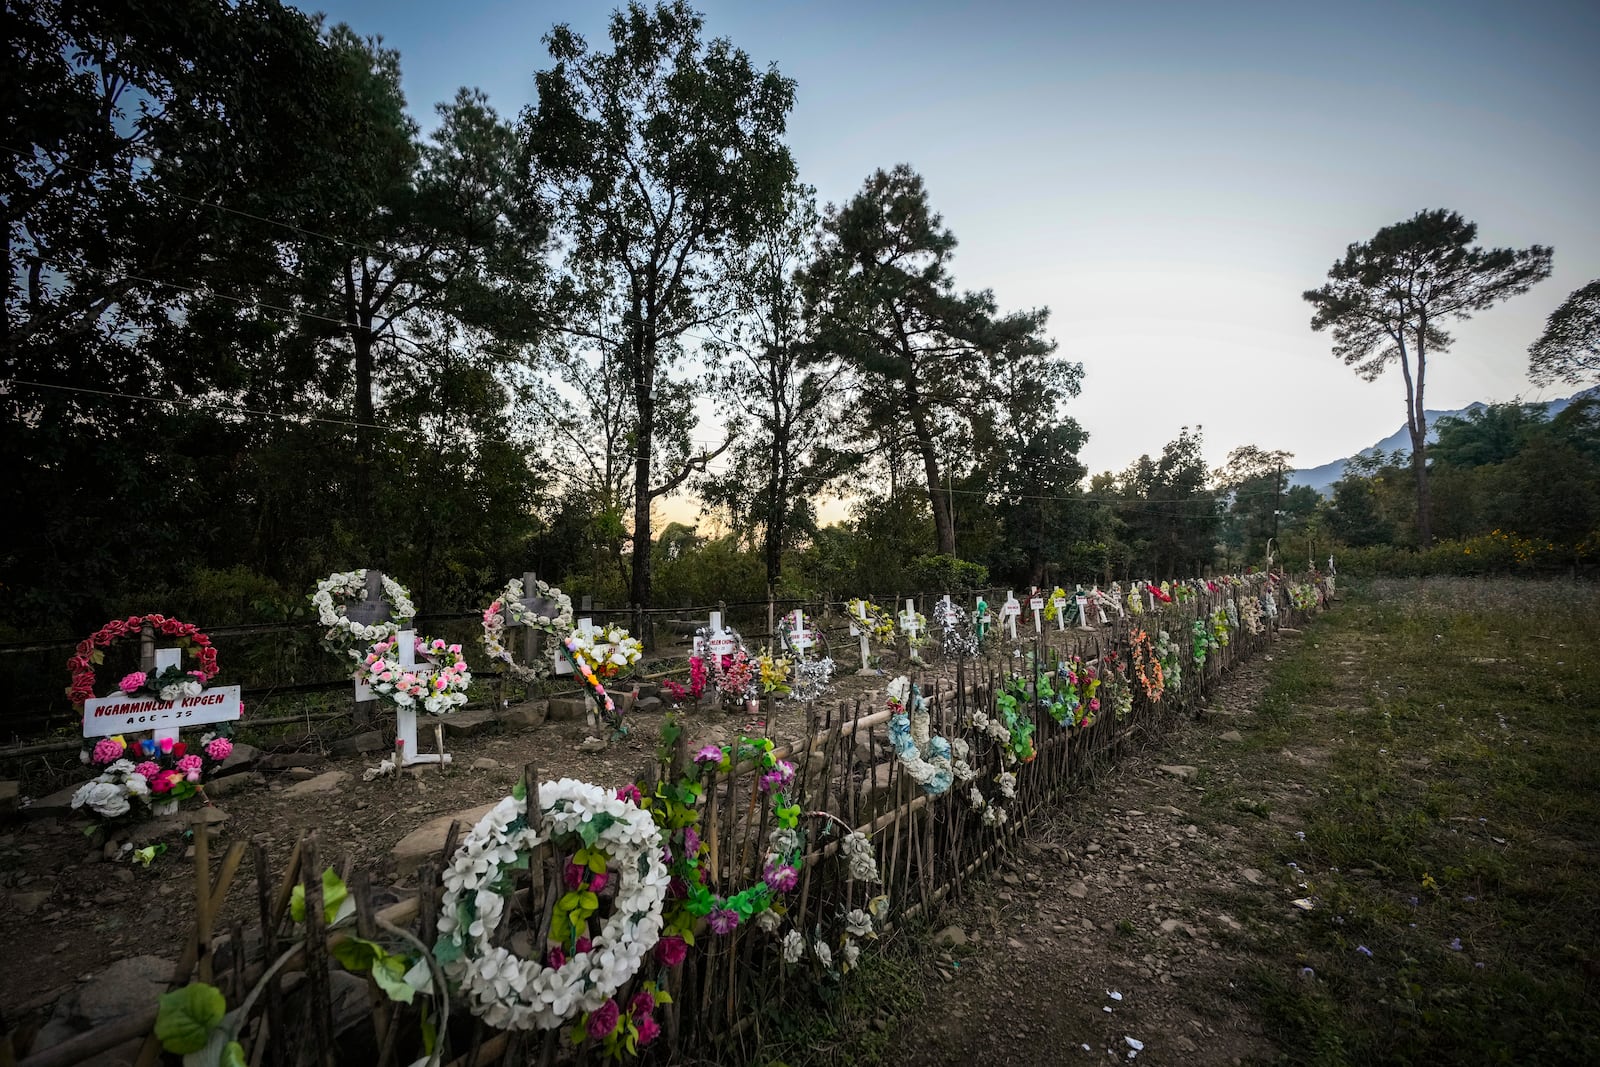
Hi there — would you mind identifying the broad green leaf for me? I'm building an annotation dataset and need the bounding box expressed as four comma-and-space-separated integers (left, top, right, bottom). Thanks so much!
371, 956, 417, 1004
156, 983, 226, 1055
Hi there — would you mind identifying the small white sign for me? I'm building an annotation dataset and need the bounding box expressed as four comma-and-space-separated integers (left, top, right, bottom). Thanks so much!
1002, 599, 1022, 618
708, 634, 737, 656
1028, 597, 1045, 612
790, 630, 813, 650
83, 687, 243, 738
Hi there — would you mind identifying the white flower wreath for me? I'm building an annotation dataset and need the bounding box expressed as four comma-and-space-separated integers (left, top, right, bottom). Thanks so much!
312, 570, 417, 654
481, 577, 575, 683
435, 778, 669, 1032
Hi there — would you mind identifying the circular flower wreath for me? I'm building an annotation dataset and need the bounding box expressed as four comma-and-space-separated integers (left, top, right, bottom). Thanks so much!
435, 779, 669, 1032
66, 614, 220, 708
481, 577, 575, 683
312, 570, 416, 656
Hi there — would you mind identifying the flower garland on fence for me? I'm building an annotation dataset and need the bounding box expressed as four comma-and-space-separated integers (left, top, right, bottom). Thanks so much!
1191, 618, 1214, 667
66, 614, 220, 708
434, 778, 669, 1032
311, 570, 416, 657
884, 676, 974, 796
357, 635, 472, 715
1240, 592, 1263, 634
1211, 606, 1231, 648
480, 577, 574, 682
1157, 629, 1182, 693
1129, 629, 1165, 702
687, 738, 803, 932
975, 688, 1037, 765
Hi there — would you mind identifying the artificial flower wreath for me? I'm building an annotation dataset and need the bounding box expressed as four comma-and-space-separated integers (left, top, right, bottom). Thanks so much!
481, 576, 574, 682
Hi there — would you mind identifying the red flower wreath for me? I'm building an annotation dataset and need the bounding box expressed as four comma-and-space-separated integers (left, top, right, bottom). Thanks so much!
66, 614, 220, 709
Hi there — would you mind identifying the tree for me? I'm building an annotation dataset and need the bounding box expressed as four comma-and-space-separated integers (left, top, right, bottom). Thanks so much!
1214, 445, 1293, 563
1112, 428, 1220, 578
807, 164, 1068, 557
1528, 280, 1600, 387
1431, 403, 1542, 468
698, 183, 852, 596
522, 0, 796, 627
1304, 209, 1551, 545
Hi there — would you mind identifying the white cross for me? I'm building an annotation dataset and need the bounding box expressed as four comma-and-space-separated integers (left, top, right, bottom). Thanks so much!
1002, 590, 1021, 640
850, 602, 874, 674
1145, 581, 1156, 613
1076, 594, 1092, 630
898, 599, 920, 643
1052, 594, 1067, 631
788, 608, 810, 663
392, 629, 451, 768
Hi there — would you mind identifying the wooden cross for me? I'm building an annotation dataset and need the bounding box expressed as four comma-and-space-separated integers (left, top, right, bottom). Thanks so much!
1027, 588, 1045, 635
392, 629, 451, 769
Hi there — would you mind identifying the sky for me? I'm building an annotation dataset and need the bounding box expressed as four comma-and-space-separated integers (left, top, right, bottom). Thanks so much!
314, 0, 1600, 476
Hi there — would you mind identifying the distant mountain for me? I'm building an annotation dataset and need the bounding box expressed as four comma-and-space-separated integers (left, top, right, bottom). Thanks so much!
1288, 386, 1600, 496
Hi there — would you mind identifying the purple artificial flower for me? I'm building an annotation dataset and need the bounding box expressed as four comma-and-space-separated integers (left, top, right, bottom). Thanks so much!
708, 908, 740, 935
547, 945, 567, 969
694, 745, 724, 765
760, 760, 796, 793
586, 998, 620, 1040
683, 827, 701, 855
1448, 937, 1463, 951
764, 860, 799, 893
1355, 945, 1372, 957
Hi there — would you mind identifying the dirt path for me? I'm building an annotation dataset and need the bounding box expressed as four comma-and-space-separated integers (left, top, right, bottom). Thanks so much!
888, 626, 1351, 1066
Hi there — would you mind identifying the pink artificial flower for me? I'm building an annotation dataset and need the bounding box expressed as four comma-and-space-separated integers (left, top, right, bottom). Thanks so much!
575, 937, 593, 954
158, 737, 175, 754
589, 872, 609, 894
563, 861, 585, 889
615, 783, 642, 804
655, 935, 687, 967
135, 761, 161, 779
630, 991, 656, 1016
176, 754, 203, 774
91, 737, 125, 765
636, 1013, 661, 1046
694, 745, 724, 765
150, 771, 176, 794
547, 945, 566, 969
185, 771, 201, 783
118, 672, 147, 694
205, 738, 233, 761
585, 999, 620, 1041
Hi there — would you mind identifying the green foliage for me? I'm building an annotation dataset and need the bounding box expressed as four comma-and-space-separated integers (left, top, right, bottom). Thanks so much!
906, 554, 988, 592
1528, 279, 1600, 387
155, 982, 226, 1055
289, 867, 355, 927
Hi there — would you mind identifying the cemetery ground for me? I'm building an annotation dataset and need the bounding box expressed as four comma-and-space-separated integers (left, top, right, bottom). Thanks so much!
766, 580, 1600, 1066
2, 579, 1596, 1065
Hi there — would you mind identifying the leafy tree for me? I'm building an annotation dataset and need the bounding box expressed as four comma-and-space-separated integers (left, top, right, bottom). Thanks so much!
1304, 209, 1551, 545
807, 164, 1071, 558
1528, 280, 1600, 387
1214, 445, 1293, 563
1110, 428, 1220, 578
522, 0, 797, 626
698, 183, 852, 595
1431, 403, 1543, 468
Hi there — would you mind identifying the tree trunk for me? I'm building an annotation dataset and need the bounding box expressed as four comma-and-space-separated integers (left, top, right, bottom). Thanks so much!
630, 343, 655, 637
352, 321, 375, 540
1411, 428, 1432, 547
908, 407, 955, 555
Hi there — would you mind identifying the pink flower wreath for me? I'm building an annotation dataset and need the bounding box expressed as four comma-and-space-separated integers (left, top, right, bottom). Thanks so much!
66, 614, 220, 709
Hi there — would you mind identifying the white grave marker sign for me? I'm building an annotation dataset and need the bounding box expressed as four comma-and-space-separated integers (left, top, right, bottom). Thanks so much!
788, 608, 811, 663
83, 644, 242, 739
1052, 596, 1067, 632
899, 599, 920, 643
1028, 591, 1045, 634
1002, 590, 1022, 640
1075, 595, 1092, 630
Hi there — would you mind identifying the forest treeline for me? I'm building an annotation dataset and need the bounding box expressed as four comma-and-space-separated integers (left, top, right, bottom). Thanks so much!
4, 1, 1595, 640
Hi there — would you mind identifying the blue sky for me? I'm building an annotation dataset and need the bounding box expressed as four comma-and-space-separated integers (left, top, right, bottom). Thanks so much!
315, 0, 1600, 474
